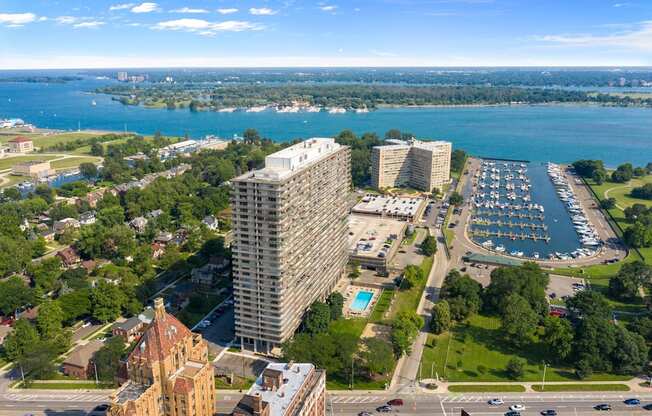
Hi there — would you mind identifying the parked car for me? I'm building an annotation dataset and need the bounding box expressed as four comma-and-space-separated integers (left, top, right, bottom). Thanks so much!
594, 404, 612, 411
387, 399, 404, 406
504, 412, 521, 416
89, 404, 110, 416
488, 398, 504, 405
510, 404, 525, 411
376, 405, 392, 413
642, 403, 652, 410
540, 410, 557, 416
358, 412, 373, 416
625, 398, 641, 406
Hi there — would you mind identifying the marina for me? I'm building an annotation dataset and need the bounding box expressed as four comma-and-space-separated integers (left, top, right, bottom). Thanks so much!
468, 159, 595, 260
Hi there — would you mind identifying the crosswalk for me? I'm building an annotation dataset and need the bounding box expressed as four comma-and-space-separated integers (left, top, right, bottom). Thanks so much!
2, 392, 109, 402
330, 396, 387, 404
329, 393, 652, 405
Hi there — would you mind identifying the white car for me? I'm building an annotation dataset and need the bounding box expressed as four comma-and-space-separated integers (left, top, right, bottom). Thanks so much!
488, 398, 504, 406
510, 404, 526, 411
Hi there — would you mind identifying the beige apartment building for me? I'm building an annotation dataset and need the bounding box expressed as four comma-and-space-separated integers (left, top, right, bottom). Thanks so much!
231, 138, 350, 353
371, 139, 452, 191
12, 160, 55, 178
108, 298, 215, 416
232, 363, 326, 416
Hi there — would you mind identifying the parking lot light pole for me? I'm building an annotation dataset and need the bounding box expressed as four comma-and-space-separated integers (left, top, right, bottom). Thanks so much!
542, 362, 548, 391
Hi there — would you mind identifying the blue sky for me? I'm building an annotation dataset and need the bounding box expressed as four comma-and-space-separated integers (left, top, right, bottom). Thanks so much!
1, 0, 651, 68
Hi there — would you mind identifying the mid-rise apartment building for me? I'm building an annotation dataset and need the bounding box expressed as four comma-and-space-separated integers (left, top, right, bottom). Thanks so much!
231, 138, 350, 353
108, 298, 215, 416
371, 139, 452, 191
232, 363, 326, 416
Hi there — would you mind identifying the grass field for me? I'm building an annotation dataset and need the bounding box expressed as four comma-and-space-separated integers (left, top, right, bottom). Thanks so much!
421, 314, 629, 382
388, 256, 433, 319
21, 381, 114, 389
448, 384, 526, 393
50, 156, 101, 170
369, 288, 395, 323
0, 155, 57, 170
0, 131, 103, 147
531, 384, 630, 392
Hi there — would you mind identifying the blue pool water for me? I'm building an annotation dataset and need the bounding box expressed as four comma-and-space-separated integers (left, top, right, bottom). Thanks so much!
350, 291, 374, 312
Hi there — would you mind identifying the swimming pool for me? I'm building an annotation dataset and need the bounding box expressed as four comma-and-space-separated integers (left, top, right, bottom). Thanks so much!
350, 290, 374, 312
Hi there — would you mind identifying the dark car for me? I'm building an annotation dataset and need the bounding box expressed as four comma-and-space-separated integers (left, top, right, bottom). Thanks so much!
594, 404, 612, 411
387, 399, 404, 406
376, 405, 392, 413
505, 412, 521, 416
625, 398, 641, 405
541, 410, 557, 416
643, 403, 652, 410
89, 404, 110, 416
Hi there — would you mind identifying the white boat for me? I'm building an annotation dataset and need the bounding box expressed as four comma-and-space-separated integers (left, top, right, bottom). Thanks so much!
327, 107, 346, 114
304, 106, 321, 112
482, 240, 494, 248
91, 100, 97, 106
354, 108, 369, 113
246, 106, 267, 113
218, 107, 236, 113
495, 245, 506, 253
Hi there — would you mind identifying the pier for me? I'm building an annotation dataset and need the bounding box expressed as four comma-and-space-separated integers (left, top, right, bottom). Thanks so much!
470, 228, 551, 242
471, 218, 548, 230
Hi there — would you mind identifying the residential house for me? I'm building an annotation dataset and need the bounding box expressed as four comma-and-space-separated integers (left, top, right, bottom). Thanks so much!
129, 217, 148, 233
154, 231, 174, 245
79, 211, 96, 226
7, 136, 34, 153
147, 209, 163, 219
81, 260, 97, 273
62, 340, 105, 380
79, 189, 106, 209
191, 257, 230, 288
202, 215, 219, 231
53, 218, 81, 234
40, 228, 56, 242
151, 243, 165, 259
112, 317, 144, 343
57, 247, 81, 267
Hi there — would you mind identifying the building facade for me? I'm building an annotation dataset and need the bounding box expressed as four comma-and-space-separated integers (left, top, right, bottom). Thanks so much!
371, 139, 452, 192
232, 363, 326, 416
231, 138, 350, 353
108, 298, 215, 416
11, 160, 55, 178
7, 136, 34, 153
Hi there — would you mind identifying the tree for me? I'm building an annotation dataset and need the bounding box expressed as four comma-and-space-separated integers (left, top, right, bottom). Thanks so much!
97, 206, 125, 228
611, 163, 633, 183
2, 187, 20, 201
420, 235, 437, 256
0, 236, 33, 278
326, 292, 344, 321
243, 128, 261, 145
500, 293, 538, 346
505, 357, 525, 380
79, 162, 98, 180
566, 290, 611, 319
391, 311, 423, 356
58, 289, 92, 323
483, 262, 549, 316
623, 221, 652, 248
91, 281, 124, 323
2, 319, 39, 362
93, 336, 126, 382
592, 169, 607, 185
90, 142, 104, 156
609, 260, 651, 300
431, 187, 441, 198
542, 316, 574, 362
0, 276, 35, 315
28, 257, 62, 293
304, 301, 331, 335
16, 340, 58, 381
401, 264, 424, 289
36, 301, 64, 339
573, 316, 617, 373
632, 184, 652, 200
430, 300, 451, 334
601, 197, 616, 209
361, 338, 395, 376
611, 326, 648, 375
449, 192, 464, 206
440, 269, 482, 320
450, 149, 467, 174
384, 129, 402, 141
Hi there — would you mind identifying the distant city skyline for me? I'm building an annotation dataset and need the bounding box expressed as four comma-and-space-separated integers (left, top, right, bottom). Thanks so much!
1, 0, 651, 69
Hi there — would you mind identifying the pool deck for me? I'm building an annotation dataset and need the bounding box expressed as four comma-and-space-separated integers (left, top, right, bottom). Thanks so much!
343, 285, 380, 318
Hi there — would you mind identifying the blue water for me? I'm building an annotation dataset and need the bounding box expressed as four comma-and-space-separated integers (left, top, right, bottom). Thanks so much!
1, 78, 652, 166
350, 291, 373, 312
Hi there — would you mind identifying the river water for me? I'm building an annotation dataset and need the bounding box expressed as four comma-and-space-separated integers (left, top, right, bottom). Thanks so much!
1, 78, 651, 166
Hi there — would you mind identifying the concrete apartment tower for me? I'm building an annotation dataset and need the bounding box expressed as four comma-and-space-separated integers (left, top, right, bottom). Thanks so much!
371, 139, 452, 191
108, 298, 215, 416
231, 138, 351, 353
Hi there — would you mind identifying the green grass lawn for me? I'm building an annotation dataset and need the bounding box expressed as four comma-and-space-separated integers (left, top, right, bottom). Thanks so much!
421, 314, 629, 382
388, 256, 433, 319
215, 375, 255, 390
448, 384, 526, 393
21, 381, 114, 389
50, 156, 100, 170
531, 384, 630, 392
369, 289, 395, 323
0, 155, 57, 170
0, 174, 27, 189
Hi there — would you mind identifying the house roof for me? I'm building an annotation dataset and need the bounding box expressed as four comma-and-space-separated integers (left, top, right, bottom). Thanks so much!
114, 316, 142, 332
57, 247, 80, 263
129, 300, 192, 362
9, 136, 32, 144
64, 340, 104, 368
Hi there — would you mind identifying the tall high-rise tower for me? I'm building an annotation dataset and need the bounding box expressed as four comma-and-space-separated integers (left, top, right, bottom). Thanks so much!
231, 138, 351, 353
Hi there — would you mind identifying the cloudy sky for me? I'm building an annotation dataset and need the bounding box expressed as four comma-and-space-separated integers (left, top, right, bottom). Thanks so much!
1, 0, 651, 69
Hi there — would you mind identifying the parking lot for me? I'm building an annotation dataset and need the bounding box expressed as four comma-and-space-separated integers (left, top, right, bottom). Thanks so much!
194, 298, 236, 356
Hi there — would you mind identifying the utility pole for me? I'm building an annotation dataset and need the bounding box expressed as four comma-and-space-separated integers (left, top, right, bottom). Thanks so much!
19, 363, 25, 385
94, 361, 99, 385
431, 362, 435, 379
542, 362, 548, 391
350, 357, 354, 390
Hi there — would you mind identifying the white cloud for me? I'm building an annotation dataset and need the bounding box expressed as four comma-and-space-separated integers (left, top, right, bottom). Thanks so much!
109, 3, 135, 11
74, 21, 105, 28
55, 16, 79, 25
320, 5, 337, 12
131, 2, 160, 13
153, 18, 264, 35
613, 2, 631, 7
170, 7, 209, 14
0, 12, 37, 26
536, 20, 652, 51
249, 7, 277, 16
217, 8, 239, 15
370, 49, 398, 57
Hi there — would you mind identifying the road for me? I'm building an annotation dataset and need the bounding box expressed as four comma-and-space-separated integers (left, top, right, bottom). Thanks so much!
213, 392, 652, 416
